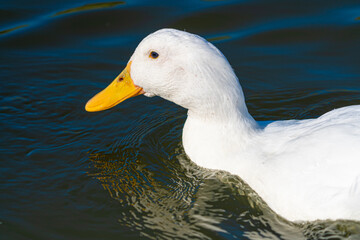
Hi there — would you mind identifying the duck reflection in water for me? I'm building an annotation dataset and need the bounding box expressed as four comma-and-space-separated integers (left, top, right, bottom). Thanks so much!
87, 145, 292, 238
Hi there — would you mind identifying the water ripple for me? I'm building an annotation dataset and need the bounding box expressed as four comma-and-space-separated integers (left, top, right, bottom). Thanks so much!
53, 1, 126, 17
2, 0, 360, 239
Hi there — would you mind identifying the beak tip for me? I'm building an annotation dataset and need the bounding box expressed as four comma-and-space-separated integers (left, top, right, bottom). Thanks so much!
85, 100, 95, 112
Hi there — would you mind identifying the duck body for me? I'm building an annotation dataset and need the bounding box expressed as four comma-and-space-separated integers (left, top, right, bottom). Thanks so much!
86, 28, 360, 222
184, 105, 360, 221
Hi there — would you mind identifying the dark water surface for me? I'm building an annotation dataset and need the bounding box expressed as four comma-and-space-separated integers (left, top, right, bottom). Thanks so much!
1, 0, 360, 239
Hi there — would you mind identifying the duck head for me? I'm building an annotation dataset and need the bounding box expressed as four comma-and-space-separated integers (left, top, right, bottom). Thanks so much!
85, 29, 247, 117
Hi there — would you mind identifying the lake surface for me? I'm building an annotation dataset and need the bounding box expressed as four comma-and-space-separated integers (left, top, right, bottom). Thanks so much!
1, 0, 360, 239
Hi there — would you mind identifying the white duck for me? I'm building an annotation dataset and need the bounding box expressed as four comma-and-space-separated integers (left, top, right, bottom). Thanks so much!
85, 29, 360, 222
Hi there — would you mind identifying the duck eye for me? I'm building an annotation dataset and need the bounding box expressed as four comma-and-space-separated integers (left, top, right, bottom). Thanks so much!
149, 51, 159, 59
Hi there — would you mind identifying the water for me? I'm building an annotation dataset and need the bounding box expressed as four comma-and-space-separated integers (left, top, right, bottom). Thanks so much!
1, 0, 360, 239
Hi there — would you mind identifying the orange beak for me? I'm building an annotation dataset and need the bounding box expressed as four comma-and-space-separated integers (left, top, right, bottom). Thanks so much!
85, 61, 143, 112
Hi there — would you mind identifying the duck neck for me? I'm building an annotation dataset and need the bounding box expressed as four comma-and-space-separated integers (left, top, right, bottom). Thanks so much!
187, 100, 258, 133
183, 91, 259, 172
186, 80, 258, 133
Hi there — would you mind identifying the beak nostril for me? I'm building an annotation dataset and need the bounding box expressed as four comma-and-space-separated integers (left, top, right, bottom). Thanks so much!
118, 77, 124, 82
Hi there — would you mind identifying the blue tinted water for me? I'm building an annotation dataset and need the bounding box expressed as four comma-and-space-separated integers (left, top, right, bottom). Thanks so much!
1, 0, 360, 239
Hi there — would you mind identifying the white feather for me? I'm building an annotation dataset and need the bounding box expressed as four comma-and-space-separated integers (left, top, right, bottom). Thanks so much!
128, 28, 360, 222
